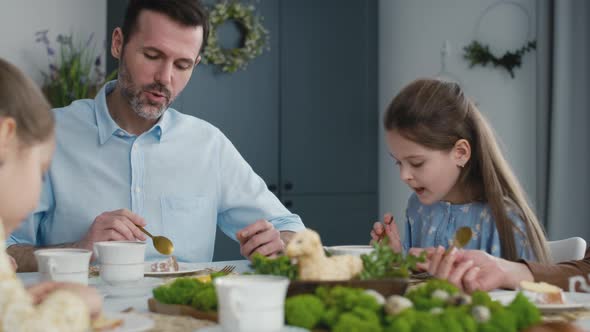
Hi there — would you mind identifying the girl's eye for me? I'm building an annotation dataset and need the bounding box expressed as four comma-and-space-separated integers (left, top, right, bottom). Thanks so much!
410, 162, 424, 168
394, 160, 401, 166
144, 53, 158, 60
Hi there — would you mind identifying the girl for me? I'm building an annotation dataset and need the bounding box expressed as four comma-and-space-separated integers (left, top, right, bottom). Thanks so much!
371, 78, 549, 263
0, 57, 101, 331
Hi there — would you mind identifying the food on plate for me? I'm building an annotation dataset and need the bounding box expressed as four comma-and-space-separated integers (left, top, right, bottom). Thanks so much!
150, 255, 179, 273
520, 280, 565, 304
285, 229, 363, 281
91, 314, 123, 331
522, 321, 584, 332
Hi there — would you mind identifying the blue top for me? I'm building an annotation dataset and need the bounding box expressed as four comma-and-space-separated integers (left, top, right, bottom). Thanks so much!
8, 81, 305, 262
403, 193, 536, 261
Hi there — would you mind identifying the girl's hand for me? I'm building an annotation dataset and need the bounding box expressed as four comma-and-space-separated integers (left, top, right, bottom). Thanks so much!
370, 213, 402, 252
28, 282, 103, 319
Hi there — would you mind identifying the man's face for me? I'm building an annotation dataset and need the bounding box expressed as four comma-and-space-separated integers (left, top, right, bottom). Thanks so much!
115, 10, 204, 119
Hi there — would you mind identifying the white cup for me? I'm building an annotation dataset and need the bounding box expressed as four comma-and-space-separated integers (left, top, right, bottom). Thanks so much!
94, 241, 146, 285
214, 275, 289, 332
326, 245, 374, 256
34, 249, 92, 285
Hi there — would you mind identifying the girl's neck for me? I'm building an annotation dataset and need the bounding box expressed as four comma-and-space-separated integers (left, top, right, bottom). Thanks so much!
441, 181, 483, 205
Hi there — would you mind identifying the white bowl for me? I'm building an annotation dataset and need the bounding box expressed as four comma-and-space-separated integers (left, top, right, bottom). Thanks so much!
326, 245, 374, 256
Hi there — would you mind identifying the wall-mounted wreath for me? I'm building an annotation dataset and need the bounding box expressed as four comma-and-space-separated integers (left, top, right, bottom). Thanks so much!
463, 40, 536, 78
202, 2, 270, 73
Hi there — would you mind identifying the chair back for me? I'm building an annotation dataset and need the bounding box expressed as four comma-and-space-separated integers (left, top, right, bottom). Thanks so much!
547, 237, 587, 263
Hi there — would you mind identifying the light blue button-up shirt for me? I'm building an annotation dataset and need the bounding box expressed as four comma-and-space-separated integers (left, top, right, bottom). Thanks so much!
8, 81, 305, 262
403, 193, 536, 261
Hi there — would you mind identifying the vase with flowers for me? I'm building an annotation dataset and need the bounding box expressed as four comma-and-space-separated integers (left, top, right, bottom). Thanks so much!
35, 30, 117, 108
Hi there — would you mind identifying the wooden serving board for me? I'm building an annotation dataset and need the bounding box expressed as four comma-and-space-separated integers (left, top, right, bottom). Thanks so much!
148, 298, 218, 322
287, 278, 409, 297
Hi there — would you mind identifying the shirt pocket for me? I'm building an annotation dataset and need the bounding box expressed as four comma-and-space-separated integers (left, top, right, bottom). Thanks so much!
160, 195, 215, 261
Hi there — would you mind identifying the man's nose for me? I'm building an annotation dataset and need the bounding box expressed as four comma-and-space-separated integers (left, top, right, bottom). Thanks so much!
155, 62, 173, 86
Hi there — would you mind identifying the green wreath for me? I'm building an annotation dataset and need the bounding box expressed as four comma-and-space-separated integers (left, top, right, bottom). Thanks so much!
463, 40, 536, 78
202, 2, 270, 73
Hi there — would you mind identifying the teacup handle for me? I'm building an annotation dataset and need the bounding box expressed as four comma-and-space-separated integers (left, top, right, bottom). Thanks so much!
93, 243, 100, 261
48, 257, 57, 280
227, 289, 244, 321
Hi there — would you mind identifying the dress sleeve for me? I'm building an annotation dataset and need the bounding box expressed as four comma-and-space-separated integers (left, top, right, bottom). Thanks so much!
507, 209, 537, 261
0, 223, 90, 332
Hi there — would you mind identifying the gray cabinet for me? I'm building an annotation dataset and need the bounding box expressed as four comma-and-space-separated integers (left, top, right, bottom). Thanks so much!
107, 0, 377, 261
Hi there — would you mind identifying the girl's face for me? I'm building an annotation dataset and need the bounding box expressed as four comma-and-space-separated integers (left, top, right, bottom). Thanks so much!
0, 133, 54, 234
386, 129, 468, 205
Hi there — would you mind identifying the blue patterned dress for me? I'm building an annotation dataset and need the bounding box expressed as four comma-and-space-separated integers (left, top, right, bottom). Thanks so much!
402, 193, 536, 261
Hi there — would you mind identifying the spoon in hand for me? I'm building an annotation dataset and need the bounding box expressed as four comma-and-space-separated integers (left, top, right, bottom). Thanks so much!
137, 226, 175, 255
449, 226, 473, 251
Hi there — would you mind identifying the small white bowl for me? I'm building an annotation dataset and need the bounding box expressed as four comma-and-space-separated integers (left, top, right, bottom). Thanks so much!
326, 245, 374, 256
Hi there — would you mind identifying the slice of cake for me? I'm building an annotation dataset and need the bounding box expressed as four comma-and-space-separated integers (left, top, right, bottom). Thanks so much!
520, 280, 565, 304
150, 255, 179, 273
92, 314, 123, 331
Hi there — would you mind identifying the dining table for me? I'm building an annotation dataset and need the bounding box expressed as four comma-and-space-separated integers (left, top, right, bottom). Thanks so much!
17, 259, 253, 332
16, 261, 590, 332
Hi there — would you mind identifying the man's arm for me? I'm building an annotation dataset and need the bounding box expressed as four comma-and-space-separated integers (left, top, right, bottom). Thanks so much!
7, 243, 77, 272
521, 248, 590, 290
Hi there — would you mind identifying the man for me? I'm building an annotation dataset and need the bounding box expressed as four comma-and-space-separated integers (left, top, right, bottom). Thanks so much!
412, 246, 590, 292
8, 0, 304, 272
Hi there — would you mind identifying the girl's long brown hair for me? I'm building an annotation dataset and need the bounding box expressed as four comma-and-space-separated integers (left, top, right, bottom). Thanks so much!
384, 78, 549, 263
0, 58, 54, 146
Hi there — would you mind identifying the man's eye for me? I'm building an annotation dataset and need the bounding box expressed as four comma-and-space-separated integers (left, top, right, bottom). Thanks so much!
410, 162, 424, 168
394, 161, 401, 166
145, 53, 158, 59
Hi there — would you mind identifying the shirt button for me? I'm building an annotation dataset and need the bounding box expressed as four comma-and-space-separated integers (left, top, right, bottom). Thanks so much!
135, 187, 141, 193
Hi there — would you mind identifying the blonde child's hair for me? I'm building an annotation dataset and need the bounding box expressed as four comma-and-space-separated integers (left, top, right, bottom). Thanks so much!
384, 78, 549, 263
0, 58, 54, 147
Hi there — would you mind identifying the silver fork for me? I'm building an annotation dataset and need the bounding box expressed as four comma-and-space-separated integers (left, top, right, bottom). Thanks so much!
219, 265, 236, 274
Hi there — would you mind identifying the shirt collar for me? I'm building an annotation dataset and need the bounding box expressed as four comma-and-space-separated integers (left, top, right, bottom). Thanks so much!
95, 80, 171, 144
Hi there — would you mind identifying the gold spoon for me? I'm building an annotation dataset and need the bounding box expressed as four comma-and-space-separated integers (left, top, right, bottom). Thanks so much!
137, 226, 175, 255
450, 226, 473, 251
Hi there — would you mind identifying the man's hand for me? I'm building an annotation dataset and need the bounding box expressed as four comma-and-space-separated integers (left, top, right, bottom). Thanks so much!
75, 209, 147, 251
237, 220, 284, 259
27, 281, 103, 319
410, 247, 534, 293
369, 213, 402, 252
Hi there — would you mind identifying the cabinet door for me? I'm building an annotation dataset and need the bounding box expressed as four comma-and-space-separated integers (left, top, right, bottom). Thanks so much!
280, 0, 378, 195
282, 194, 377, 245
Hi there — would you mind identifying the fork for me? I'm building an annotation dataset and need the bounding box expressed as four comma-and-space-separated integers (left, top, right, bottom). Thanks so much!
219, 265, 236, 274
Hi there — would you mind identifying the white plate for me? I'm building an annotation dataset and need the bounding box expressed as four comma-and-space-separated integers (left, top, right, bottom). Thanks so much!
101, 312, 154, 332
144, 262, 207, 277
490, 290, 590, 313
196, 325, 309, 332
92, 277, 163, 298
324, 245, 374, 256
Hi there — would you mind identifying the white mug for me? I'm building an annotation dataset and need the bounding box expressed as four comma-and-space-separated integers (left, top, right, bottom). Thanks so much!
93, 241, 146, 265
94, 241, 146, 285
214, 275, 290, 332
34, 249, 92, 285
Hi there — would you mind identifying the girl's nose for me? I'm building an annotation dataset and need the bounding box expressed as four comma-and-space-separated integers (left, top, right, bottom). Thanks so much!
399, 166, 413, 182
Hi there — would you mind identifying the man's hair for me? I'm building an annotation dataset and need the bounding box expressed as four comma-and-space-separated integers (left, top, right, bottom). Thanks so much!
0, 58, 54, 146
122, 0, 209, 53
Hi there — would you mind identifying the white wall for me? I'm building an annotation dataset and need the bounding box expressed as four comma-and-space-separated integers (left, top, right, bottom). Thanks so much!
378, 0, 538, 233
0, 0, 107, 84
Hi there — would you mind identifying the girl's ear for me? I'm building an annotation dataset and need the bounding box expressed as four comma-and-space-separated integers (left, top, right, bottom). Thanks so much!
111, 27, 124, 59
0, 117, 17, 165
453, 139, 471, 168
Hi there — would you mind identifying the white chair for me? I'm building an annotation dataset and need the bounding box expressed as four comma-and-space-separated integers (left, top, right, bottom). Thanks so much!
547, 237, 587, 263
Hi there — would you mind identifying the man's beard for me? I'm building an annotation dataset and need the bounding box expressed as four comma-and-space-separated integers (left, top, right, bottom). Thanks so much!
118, 60, 172, 120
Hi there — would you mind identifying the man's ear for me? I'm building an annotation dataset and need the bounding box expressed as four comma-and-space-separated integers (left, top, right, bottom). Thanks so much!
453, 139, 471, 167
0, 117, 17, 164
111, 28, 124, 59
